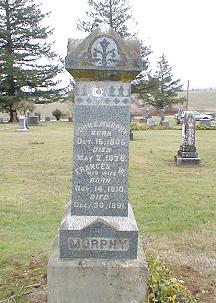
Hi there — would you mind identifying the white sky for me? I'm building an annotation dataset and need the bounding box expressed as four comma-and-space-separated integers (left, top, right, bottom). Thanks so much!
41, 0, 216, 89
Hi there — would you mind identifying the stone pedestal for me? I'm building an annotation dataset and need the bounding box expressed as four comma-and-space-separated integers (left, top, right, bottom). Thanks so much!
48, 237, 148, 303
17, 116, 27, 131
60, 203, 138, 259
175, 145, 200, 166
175, 155, 201, 166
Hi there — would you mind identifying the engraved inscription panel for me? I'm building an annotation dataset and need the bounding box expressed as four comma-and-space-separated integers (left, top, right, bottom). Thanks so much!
71, 82, 130, 217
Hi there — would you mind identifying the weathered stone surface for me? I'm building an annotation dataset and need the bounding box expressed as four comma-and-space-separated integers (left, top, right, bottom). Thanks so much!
48, 236, 148, 303
175, 112, 201, 166
60, 203, 138, 259
65, 26, 142, 81
71, 81, 130, 217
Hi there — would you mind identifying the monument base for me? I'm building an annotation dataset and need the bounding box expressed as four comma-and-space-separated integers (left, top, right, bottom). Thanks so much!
60, 203, 138, 259
48, 237, 148, 303
175, 156, 201, 166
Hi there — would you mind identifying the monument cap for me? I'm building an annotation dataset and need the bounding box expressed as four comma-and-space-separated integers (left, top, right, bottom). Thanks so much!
65, 24, 142, 81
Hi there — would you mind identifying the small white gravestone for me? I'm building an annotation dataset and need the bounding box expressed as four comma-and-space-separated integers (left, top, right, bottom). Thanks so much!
17, 116, 28, 132
147, 118, 158, 127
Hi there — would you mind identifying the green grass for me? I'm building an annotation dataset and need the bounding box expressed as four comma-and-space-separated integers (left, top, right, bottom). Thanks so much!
130, 130, 216, 232
0, 122, 216, 302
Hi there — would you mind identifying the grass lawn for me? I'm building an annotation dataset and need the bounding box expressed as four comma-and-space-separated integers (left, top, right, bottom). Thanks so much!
0, 122, 215, 302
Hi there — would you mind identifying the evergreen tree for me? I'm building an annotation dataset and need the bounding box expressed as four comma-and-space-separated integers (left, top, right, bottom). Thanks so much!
77, 0, 135, 38
133, 54, 186, 123
0, 0, 63, 122
77, 0, 151, 74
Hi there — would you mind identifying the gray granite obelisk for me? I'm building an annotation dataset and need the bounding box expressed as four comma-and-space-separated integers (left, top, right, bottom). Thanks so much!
175, 111, 201, 166
48, 25, 148, 303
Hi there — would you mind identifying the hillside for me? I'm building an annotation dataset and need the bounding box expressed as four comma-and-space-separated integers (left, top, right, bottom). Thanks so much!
131, 90, 216, 117
0, 90, 216, 121
179, 89, 216, 112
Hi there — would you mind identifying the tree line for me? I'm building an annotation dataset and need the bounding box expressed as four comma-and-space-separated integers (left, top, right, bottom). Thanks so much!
0, 0, 185, 123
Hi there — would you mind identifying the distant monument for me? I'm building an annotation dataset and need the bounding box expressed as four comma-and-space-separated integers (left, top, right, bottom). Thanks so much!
17, 116, 28, 132
175, 111, 201, 166
48, 25, 148, 302
28, 116, 39, 126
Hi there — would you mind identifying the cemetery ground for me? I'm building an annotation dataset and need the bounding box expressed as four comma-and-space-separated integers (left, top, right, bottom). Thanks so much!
0, 122, 215, 303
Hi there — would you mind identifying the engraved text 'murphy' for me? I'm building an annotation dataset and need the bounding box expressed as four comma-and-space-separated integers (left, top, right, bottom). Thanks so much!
68, 237, 129, 251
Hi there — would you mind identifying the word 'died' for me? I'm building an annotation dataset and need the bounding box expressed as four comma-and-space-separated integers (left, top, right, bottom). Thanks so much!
68, 237, 129, 251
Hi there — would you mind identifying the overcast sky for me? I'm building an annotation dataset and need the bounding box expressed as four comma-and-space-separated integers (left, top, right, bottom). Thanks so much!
41, 0, 216, 89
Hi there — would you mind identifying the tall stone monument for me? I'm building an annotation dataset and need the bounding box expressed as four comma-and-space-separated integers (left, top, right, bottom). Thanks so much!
48, 26, 148, 303
175, 111, 201, 166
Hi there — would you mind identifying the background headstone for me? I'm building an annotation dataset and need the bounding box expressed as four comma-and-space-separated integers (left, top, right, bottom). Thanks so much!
199, 118, 211, 127
147, 117, 158, 127
17, 116, 28, 132
29, 116, 39, 126
175, 111, 201, 166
